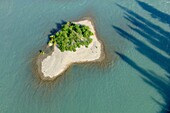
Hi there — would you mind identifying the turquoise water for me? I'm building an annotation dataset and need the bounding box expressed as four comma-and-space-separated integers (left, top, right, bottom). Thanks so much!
0, 0, 170, 113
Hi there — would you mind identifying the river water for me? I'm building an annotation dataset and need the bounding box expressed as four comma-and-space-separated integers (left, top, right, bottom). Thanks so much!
0, 0, 170, 113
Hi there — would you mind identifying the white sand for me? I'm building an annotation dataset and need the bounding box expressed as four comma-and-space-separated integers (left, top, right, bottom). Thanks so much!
40, 20, 102, 79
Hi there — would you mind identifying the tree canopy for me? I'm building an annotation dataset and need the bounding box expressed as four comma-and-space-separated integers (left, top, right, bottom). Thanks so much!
48, 22, 93, 52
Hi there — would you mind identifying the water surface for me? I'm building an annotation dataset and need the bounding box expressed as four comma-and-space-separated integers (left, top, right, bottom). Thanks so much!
0, 0, 170, 113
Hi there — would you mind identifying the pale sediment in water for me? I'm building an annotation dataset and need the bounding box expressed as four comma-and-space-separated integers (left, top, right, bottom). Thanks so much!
37, 19, 104, 80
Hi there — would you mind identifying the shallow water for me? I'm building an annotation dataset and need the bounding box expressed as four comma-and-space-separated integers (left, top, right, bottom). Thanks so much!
0, 0, 170, 113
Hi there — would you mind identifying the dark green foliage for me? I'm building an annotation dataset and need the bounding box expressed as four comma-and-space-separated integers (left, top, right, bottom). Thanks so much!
48, 22, 93, 52
39, 50, 45, 54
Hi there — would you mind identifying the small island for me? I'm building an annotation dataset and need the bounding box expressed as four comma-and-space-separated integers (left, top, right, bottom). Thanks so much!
37, 19, 103, 80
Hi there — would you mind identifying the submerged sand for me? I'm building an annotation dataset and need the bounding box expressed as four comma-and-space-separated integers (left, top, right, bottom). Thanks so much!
38, 19, 103, 80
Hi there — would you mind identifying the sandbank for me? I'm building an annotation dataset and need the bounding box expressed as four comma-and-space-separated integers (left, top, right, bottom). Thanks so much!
37, 19, 104, 80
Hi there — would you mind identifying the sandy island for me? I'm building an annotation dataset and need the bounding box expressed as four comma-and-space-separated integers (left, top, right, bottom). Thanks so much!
37, 19, 103, 80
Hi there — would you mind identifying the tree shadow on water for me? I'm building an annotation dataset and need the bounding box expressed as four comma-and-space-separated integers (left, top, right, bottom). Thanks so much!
136, 0, 170, 26
114, 2, 170, 113
113, 25, 170, 73
116, 3, 170, 56
116, 52, 170, 113
47, 20, 67, 43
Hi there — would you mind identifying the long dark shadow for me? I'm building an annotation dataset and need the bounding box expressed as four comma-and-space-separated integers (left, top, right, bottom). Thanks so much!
116, 4, 170, 56
136, 0, 170, 26
116, 52, 170, 113
114, 2, 170, 113
113, 25, 170, 74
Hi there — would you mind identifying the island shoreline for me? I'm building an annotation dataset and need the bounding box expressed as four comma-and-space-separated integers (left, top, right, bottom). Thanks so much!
36, 17, 106, 81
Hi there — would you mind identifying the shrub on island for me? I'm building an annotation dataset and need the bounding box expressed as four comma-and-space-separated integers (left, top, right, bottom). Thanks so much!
48, 22, 93, 52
